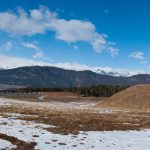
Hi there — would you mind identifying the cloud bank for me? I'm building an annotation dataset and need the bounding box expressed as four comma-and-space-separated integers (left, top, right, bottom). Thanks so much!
0, 54, 146, 76
0, 6, 118, 55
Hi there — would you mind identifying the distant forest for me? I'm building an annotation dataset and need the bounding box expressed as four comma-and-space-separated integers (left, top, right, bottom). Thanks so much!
11, 85, 129, 97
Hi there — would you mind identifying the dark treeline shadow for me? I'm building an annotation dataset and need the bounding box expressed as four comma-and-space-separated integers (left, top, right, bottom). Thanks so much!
4, 85, 130, 97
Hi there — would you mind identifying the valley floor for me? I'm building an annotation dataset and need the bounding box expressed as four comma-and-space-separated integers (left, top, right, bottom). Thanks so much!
0, 97, 150, 149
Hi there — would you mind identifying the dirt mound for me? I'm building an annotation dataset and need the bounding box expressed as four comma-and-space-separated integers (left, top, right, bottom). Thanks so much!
97, 84, 150, 111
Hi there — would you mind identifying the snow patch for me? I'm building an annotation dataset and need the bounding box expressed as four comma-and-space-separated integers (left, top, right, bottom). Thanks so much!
3, 113, 38, 118
0, 115, 150, 150
0, 139, 17, 149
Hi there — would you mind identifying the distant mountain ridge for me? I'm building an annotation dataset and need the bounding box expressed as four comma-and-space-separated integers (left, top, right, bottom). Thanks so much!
0, 66, 150, 88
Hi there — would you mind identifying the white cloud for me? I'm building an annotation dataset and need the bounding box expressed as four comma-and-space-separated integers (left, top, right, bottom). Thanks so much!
21, 42, 41, 51
107, 47, 119, 57
30, 9, 44, 20
90, 34, 106, 52
0, 55, 147, 76
52, 19, 110, 52
21, 42, 44, 59
0, 55, 49, 69
52, 19, 95, 42
0, 6, 118, 55
129, 51, 145, 60
0, 6, 57, 36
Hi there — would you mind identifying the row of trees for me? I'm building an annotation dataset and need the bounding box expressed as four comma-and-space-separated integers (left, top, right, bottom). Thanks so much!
68, 85, 129, 97
11, 85, 129, 97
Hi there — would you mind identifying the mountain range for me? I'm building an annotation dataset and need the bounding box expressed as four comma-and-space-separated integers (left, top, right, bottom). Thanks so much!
0, 66, 150, 88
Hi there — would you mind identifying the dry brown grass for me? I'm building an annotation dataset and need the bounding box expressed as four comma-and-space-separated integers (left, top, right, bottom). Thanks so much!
44, 92, 79, 99
0, 92, 101, 103
97, 84, 150, 111
0, 103, 150, 135
0, 133, 36, 150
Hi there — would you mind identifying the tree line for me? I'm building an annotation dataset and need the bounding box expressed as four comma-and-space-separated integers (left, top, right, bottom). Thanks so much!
10, 85, 129, 97
68, 85, 129, 97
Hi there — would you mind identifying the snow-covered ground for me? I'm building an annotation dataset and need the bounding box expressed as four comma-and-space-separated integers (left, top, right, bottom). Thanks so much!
0, 139, 17, 150
3, 112, 38, 119
0, 114, 150, 150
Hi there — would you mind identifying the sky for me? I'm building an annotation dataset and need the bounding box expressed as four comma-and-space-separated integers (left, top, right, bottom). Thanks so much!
0, 0, 150, 76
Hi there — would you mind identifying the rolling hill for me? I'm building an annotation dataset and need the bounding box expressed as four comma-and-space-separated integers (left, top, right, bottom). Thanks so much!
97, 84, 150, 111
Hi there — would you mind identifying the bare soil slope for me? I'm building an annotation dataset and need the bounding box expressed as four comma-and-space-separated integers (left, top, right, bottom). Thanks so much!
97, 84, 150, 111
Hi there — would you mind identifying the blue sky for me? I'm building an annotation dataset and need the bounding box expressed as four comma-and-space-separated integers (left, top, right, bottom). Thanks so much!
0, 0, 150, 75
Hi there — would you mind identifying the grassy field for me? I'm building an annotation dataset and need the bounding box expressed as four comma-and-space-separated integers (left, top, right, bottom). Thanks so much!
0, 91, 150, 149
